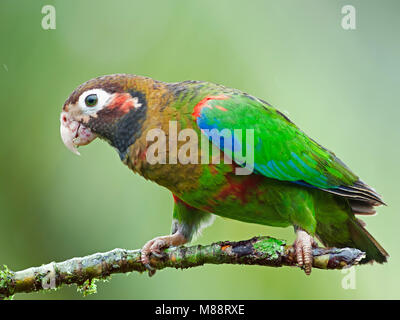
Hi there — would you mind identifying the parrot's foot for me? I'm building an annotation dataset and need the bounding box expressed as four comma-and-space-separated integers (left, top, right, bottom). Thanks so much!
293, 229, 318, 275
141, 232, 188, 276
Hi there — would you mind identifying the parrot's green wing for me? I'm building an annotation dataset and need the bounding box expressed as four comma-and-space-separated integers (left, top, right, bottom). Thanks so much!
193, 92, 383, 204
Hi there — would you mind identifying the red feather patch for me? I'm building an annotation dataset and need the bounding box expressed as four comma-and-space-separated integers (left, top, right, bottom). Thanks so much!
192, 95, 229, 119
108, 93, 140, 113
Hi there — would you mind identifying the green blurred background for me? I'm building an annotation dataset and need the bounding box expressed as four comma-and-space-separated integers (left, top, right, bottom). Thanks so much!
0, 0, 399, 299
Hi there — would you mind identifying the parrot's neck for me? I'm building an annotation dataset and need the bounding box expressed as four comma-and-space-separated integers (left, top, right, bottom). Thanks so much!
118, 82, 204, 194
94, 77, 173, 160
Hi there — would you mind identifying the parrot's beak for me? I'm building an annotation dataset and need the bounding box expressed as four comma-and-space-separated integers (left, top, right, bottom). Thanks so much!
60, 111, 97, 155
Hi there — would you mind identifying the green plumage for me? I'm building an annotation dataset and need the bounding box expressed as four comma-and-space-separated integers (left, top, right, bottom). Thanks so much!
163, 80, 387, 263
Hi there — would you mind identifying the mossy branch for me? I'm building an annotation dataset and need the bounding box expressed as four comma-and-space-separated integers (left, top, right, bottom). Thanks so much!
0, 236, 365, 299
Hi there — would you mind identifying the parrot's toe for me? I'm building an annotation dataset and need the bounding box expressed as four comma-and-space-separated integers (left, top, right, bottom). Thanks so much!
293, 229, 318, 275
140, 232, 188, 276
140, 237, 167, 276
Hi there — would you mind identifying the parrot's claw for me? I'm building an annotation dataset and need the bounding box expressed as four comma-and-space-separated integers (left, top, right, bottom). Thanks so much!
140, 232, 188, 276
151, 252, 166, 259
293, 229, 318, 275
143, 264, 156, 277
143, 263, 154, 271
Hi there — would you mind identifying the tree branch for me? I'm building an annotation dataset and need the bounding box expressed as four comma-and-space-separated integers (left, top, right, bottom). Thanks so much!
0, 236, 365, 299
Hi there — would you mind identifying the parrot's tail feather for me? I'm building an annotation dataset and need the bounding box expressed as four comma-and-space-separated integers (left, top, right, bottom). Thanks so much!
347, 218, 389, 264
322, 180, 385, 206
349, 199, 376, 215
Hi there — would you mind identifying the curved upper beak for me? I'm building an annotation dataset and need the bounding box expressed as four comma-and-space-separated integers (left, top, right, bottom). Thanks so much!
60, 111, 97, 155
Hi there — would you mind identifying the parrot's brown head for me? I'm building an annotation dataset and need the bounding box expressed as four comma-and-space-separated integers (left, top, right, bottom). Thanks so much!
60, 74, 152, 158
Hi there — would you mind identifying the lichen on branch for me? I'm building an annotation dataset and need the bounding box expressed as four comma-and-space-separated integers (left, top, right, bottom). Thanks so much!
0, 236, 365, 299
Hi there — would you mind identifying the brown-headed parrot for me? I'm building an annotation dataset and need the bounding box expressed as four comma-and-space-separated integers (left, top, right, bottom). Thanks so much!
60, 74, 388, 274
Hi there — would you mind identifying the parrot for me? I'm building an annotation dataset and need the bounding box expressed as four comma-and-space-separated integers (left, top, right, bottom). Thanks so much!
60, 74, 388, 275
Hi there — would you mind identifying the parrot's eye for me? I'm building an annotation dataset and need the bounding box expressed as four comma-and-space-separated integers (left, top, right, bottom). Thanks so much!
78, 88, 111, 114
85, 94, 98, 107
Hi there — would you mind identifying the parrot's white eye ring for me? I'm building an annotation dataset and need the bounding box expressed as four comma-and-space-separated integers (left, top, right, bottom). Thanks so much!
78, 88, 112, 114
